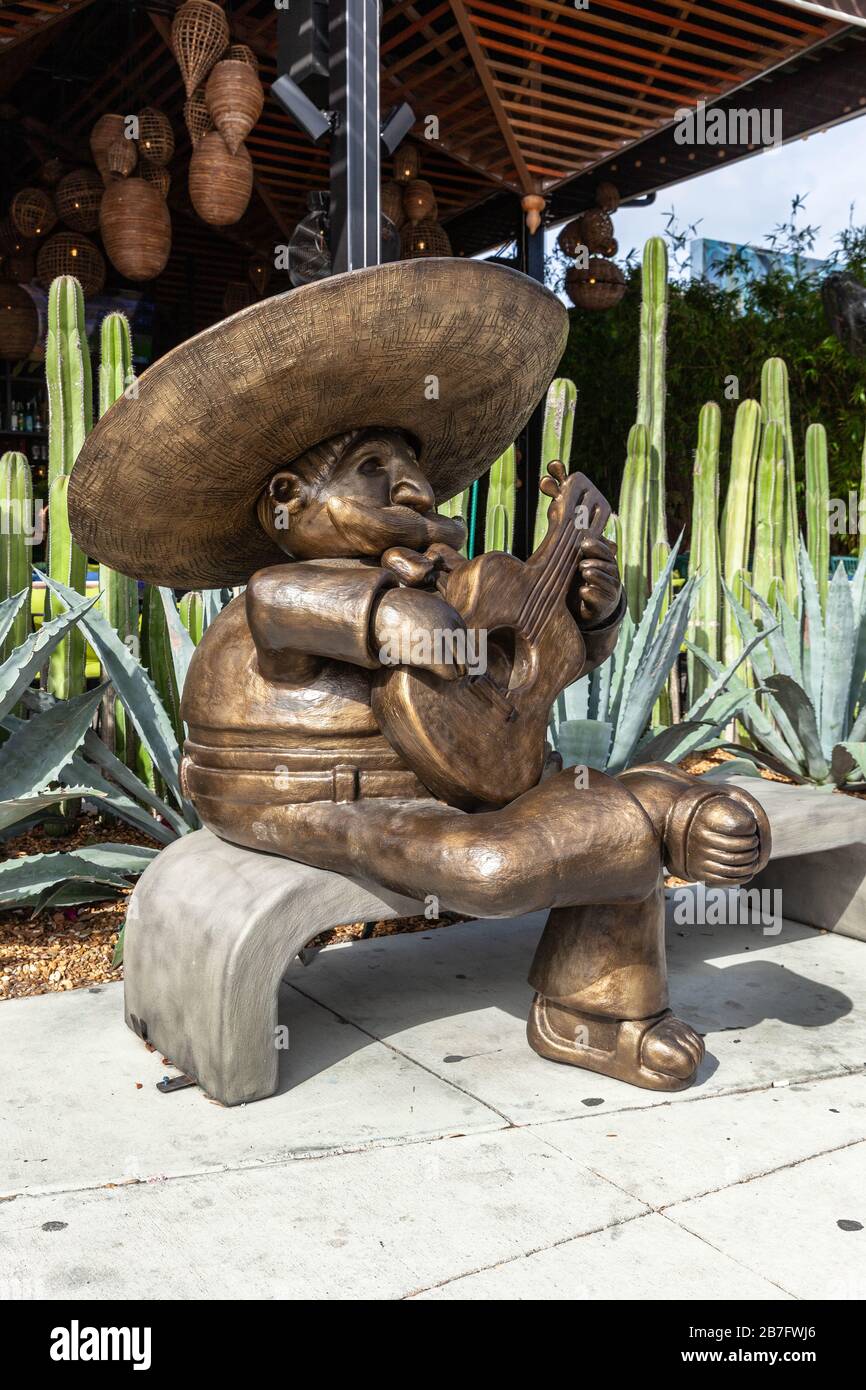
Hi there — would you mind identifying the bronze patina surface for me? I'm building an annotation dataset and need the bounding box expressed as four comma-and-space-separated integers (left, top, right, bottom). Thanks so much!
71, 262, 771, 1094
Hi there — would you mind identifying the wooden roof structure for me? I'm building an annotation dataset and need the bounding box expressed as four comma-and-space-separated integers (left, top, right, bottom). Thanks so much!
0, 1, 864, 337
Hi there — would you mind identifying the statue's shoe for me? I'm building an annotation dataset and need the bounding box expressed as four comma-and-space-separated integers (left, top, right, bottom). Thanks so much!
527, 994, 705, 1092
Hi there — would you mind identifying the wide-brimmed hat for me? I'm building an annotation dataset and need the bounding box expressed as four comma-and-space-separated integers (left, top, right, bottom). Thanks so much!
69, 258, 568, 587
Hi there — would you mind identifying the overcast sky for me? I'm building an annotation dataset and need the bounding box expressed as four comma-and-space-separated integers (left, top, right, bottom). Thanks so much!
564, 111, 866, 270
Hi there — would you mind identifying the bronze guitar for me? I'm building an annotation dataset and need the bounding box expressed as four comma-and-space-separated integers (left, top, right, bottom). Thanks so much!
372, 463, 611, 809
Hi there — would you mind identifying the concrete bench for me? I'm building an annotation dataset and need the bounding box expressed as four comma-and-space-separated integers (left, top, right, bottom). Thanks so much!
731, 776, 866, 943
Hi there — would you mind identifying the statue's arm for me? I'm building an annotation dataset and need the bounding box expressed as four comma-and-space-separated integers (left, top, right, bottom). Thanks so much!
580, 588, 627, 675
247, 562, 397, 679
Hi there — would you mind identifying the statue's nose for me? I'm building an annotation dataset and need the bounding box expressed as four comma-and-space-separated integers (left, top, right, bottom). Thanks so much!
390, 472, 434, 511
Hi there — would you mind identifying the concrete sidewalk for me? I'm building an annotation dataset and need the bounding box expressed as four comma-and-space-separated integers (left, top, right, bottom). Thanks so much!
1, 895, 865, 1300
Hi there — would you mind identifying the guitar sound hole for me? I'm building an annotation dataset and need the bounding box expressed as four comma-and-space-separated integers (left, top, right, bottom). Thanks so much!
485, 628, 530, 692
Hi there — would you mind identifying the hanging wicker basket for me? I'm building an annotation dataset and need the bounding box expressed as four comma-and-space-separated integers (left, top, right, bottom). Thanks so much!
55, 168, 104, 233
205, 59, 264, 156
223, 280, 255, 316
400, 218, 451, 258
90, 113, 126, 185
393, 143, 419, 184
40, 157, 64, 187
100, 178, 172, 281
565, 257, 626, 311
172, 0, 230, 97
403, 178, 436, 224
595, 180, 620, 213
380, 181, 405, 230
0, 215, 31, 256
11, 187, 57, 238
0, 282, 39, 360
184, 87, 214, 147
36, 233, 106, 297
140, 163, 171, 198
248, 252, 270, 297
138, 107, 175, 167
6, 250, 35, 284
106, 137, 138, 181
227, 43, 258, 71
188, 131, 253, 226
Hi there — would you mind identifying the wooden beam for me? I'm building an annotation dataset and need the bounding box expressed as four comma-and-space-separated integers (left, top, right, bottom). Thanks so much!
450, 0, 534, 192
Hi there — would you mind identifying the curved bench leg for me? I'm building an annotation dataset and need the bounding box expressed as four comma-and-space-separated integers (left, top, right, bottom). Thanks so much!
123, 830, 421, 1105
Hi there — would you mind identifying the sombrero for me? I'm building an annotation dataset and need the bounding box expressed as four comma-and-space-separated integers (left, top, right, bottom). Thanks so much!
69, 258, 568, 587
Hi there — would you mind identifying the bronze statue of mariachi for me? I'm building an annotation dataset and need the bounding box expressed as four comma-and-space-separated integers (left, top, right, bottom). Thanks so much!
69, 258, 770, 1093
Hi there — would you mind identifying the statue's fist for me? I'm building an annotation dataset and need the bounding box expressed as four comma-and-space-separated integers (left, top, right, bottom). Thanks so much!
666, 787, 771, 886
570, 536, 622, 628
373, 587, 468, 681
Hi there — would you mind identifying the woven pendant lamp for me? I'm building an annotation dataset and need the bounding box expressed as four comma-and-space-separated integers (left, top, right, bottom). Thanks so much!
11, 187, 57, 239
0, 282, 39, 360
138, 108, 175, 167
402, 178, 436, 224
565, 258, 626, 311
393, 143, 419, 184
380, 181, 405, 230
90, 113, 126, 185
40, 157, 64, 187
248, 251, 271, 297
227, 44, 258, 70
37, 233, 106, 297
141, 163, 171, 198
55, 168, 104, 233
100, 178, 171, 281
184, 87, 214, 147
205, 59, 264, 156
188, 131, 253, 226
400, 218, 451, 258
172, 0, 230, 97
106, 137, 138, 181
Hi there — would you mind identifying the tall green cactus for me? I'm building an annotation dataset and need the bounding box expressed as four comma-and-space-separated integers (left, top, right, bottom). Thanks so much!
752, 421, 784, 613
533, 377, 577, 550
0, 451, 33, 662
45, 276, 91, 701
722, 398, 761, 667
686, 404, 721, 702
486, 502, 509, 554
618, 423, 650, 622
179, 591, 205, 645
439, 488, 470, 557
859, 424, 866, 560
761, 358, 798, 612
805, 422, 829, 615
485, 444, 516, 553
638, 237, 669, 591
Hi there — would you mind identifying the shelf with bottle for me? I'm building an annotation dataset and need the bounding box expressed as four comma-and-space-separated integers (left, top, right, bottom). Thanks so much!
2, 396, 47, 434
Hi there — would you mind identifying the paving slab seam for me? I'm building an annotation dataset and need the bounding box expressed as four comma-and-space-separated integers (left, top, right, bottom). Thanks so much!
658, 1135, 866, 1215
399, 1206, 658, 1300
657, 1210, 800, 1300
286, 979, 518, 1124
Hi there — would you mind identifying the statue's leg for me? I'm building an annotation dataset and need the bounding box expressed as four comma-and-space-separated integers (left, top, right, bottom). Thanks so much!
526, 764, 772, 1091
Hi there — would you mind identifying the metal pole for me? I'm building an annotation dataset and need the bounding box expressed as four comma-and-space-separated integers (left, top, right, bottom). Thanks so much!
329, 0, 380, 273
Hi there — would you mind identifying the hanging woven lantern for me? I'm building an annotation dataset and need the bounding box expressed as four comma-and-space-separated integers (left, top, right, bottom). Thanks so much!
565, 257, 626, 311
227, 43, 258, 71
579, 207, 614, 255
596, 180, 620, 213
106, 137, 138, 180
40, 157, 64, 187
380, 181, 405, 230
393, 143, 419, 184
205, 59, 264, 156
223, 280, 255, 316
172, 0, 230, 97
55, 168, 104, 233
188, 131, 253, 226
36, 233, 106, 297
138, 108, 175, 167
6, 250, 35, 284
400, 218, 451, 259
90, 113, 126, 185
557, 218, 585, 259
0, 216, 31, 256
248, 252, 270, 297
402, 178, 436, 224
140, 163, 171, 198
100, 178, 172, 281
0, 282, 39, 360
11, 187, 57, 239
184, 87, 214, 147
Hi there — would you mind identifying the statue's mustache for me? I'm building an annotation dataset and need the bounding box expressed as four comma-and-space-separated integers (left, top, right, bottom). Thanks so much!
326, 497, 466, 555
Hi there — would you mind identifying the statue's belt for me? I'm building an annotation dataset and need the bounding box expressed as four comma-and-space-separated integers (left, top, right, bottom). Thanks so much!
181, 741, 430, 805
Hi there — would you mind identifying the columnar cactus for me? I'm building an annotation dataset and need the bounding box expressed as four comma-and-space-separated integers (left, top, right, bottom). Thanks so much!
179, 591, 205, 645
752, 421, 784, 614
618, 422, 650, 623
533, 377, 577, 550
486, 502, 509, 554
0, 451, 33, 661
686, 404, 721, 702
485, 444, 516, 553
638, 236, 669, 592
805, 422, 829, 614
45, 276, 91, 700
721, 398, 761, 667
761, 357, 799, 612
438, 488, 470, 557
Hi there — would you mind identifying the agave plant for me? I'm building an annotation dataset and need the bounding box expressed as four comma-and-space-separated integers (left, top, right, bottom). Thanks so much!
549, 540, 764, 774
690, 540, 866, 789
0, 577, 233, 909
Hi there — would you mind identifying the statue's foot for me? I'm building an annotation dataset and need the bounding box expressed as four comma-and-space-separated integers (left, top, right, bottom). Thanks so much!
527, 995, 704, 1092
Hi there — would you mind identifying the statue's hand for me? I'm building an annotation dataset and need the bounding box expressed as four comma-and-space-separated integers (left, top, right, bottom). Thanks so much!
570, 535, 622, 627
373, 587, 467, 680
